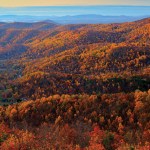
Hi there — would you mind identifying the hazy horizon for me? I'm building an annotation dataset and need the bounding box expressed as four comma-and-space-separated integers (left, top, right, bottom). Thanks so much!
0, 6, 150, 17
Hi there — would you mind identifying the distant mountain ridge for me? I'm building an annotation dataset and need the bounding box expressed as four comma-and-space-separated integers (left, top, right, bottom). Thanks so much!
0, 14, 149, 24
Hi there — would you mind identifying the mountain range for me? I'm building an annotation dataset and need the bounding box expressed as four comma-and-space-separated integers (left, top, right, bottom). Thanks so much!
0, 17, 149, 149
0, 14, 149, 24
0, 18, 149, 98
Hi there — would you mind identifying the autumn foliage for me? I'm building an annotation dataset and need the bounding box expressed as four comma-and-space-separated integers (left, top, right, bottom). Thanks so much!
0, 18, 150, 149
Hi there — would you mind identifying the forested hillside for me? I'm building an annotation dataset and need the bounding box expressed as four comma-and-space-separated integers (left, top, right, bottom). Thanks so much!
0, 18, 149, 149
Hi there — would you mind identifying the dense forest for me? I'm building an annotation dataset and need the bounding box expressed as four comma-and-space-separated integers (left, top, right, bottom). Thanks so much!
0, 18, 150, 149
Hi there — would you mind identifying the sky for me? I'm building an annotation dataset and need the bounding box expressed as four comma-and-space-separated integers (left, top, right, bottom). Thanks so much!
0, 0, 150, 7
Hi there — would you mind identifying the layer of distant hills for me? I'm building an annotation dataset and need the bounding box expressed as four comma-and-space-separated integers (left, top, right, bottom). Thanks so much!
0, 15, 149, 24
0, 6, 150, 24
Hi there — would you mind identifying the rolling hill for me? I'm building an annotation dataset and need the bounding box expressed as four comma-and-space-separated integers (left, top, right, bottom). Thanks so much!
0, 18, 149, 98
0, 18, 149, 150
0, 18, 150, 59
